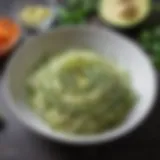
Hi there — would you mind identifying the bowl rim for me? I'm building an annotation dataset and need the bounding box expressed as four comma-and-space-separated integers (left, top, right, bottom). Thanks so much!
2, 25, 158, 145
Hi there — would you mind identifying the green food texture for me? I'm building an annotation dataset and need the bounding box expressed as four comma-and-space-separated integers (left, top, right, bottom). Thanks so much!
98, 0, 151, 28
26, 49, 136, 135
139, 26, 160, 69
58, 0, 97, 25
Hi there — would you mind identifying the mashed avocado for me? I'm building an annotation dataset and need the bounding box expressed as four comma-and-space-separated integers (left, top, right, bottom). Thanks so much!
26, 50, 137, 135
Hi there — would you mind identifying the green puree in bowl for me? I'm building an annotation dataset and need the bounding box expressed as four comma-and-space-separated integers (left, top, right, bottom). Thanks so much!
26, 50, 137, 135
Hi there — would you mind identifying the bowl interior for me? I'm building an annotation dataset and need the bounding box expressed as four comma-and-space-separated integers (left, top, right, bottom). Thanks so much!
3, 26, 157, 144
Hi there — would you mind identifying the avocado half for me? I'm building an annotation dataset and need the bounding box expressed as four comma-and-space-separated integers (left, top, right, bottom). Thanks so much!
98, 0, 151, 28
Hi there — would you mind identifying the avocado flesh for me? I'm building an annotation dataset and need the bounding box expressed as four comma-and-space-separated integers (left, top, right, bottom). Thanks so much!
99, 0, 151, 28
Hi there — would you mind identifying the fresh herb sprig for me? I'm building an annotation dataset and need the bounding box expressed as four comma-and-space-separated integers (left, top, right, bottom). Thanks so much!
58, 0, 97, 25
139, 26, 160, 69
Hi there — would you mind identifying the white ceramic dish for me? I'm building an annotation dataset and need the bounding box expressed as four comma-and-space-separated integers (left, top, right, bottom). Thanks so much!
17, 7, 57, 32
12, 0, 58, 32
2, 26, 157, 145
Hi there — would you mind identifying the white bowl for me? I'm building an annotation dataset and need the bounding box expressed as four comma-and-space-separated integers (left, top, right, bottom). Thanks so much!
2, 26, 157, 145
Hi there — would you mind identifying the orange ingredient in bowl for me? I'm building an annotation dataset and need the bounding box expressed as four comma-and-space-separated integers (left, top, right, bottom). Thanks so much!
0, 18, 21, 55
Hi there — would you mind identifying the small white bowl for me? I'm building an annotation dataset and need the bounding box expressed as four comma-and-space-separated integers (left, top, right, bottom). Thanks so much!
12, 0, 58, 32
2, 26, 157, 145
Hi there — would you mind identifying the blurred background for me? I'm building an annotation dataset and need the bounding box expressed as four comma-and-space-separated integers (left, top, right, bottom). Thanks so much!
0, 0, 160, 160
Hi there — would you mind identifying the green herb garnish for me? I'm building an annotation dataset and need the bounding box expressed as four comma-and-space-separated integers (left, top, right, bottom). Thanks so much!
58, 0, 97, 25
139, 26, 160, 69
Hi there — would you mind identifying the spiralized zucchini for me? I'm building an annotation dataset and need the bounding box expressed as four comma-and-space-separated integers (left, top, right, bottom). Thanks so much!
26, 50, 137, 135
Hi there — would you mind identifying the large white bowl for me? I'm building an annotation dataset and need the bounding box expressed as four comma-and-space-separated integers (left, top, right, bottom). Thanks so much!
2, 26, 157, 145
